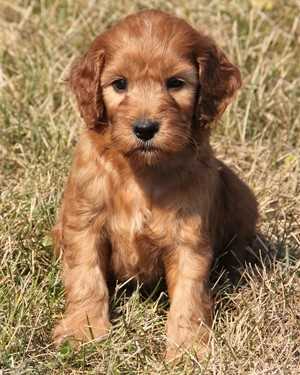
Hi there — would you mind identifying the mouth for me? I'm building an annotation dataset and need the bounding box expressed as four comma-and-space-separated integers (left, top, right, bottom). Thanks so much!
135, 145, 157, 153
129, 142, 160, 155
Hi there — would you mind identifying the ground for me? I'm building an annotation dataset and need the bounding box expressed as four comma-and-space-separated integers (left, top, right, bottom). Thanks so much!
0, 0, 299, 374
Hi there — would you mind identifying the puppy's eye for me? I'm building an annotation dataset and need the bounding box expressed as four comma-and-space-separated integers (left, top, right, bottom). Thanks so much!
112, 78, 127, 92
166, 77, 185, 90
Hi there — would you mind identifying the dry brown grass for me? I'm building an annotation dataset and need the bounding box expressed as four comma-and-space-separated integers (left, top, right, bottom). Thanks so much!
0, 0, 299, 373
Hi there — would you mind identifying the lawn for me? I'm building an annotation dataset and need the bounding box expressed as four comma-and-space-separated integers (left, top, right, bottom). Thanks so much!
0, 0, 299, 373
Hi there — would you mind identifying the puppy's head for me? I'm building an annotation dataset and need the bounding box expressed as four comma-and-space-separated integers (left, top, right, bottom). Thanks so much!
69, 10, 241, 166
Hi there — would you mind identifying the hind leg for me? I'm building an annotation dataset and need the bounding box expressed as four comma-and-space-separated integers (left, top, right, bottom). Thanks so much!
215, 161, 258, 279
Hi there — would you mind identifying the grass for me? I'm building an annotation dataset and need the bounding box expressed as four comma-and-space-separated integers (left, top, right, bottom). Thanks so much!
0, 0, 299, 373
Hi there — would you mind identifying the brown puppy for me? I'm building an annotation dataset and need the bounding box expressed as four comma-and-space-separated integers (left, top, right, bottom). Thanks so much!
52, 10, 258, 359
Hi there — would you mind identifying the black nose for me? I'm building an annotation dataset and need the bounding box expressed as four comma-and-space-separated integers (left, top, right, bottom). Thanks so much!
133, 119, 159, 141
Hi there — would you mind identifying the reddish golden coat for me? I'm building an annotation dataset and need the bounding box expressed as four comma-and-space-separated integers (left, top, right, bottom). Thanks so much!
52, 10, 258, 359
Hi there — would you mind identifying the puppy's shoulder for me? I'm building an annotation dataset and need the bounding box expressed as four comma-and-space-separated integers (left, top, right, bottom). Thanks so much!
73, 129, 110, 165
66, 129, 122, 191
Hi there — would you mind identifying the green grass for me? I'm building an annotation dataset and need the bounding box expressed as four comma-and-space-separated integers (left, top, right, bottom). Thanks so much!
0, 0, 299, 373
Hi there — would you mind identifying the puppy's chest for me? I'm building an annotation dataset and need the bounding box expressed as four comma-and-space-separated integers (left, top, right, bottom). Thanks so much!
107, 182, 172, 281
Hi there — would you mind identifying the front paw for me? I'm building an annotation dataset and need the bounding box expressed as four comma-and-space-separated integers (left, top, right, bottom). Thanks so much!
53, 314, 111, 347
166, 315, 210, 361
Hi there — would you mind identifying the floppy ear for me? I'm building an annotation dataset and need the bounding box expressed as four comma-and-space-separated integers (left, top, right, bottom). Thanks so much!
195, 38, 242, 126
68, 49, 105, 128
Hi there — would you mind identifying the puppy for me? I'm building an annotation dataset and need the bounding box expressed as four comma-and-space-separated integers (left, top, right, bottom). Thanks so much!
52, 10, 258, 360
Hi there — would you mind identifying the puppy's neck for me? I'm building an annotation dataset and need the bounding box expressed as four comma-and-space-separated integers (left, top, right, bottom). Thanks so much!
128, 144, 213, 191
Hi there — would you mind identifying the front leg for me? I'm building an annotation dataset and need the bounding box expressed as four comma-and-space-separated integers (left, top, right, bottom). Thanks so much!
53, 211, 111, 346
164, 237, 213, 360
